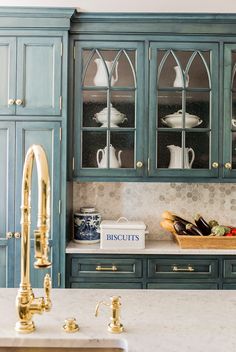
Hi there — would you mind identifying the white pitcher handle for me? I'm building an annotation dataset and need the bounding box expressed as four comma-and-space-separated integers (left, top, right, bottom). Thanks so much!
118, 150, 122, 167
188, 148, 195, 168
96, 149, 103, 167
114, 61, 119, 83
161, 118, 168, 125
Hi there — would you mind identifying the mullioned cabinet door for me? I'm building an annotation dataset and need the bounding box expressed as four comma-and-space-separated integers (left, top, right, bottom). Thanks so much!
14, 121, 61, 288
16, 37, 62, 116
0, 38, 16, 115
148, 42, 219, 179
73, 40, 145, 178
223, 44, 236, 178
0, 122, 15, 287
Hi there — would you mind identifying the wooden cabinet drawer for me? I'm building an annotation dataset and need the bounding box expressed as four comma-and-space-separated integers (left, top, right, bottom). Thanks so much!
70, 282, 142, 289
148, 258, 218, 280
70, 256, 142, 279
223, 259, 236, 279
147, 283, 218, 289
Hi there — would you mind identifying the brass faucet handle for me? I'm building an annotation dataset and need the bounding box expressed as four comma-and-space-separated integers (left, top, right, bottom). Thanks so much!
43, 274, 52, 311
62, 317, 79, 333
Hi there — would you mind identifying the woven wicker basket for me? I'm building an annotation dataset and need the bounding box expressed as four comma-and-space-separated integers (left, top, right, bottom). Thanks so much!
173, 232, 236, 249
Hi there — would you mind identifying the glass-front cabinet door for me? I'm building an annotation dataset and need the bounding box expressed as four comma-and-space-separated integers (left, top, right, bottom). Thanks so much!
223, 44, 236, 178
149, 42, 219, 179
73, 41, 145, 178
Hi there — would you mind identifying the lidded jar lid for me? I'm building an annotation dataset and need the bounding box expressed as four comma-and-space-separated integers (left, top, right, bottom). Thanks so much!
80, 207, 96, 213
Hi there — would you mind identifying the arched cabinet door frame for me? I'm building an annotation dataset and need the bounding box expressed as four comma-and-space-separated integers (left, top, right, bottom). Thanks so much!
149, 41, 219, 179
73, 40, 145, 179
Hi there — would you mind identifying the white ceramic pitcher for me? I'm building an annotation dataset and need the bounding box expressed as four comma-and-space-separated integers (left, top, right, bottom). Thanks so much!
167, 145, 195, 169
96, 144, 122, 168
93, 58, 119, 86
173, 66, 189, 88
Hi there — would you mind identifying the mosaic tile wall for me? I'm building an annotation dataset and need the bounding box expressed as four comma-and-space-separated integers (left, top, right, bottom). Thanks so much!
73, 182, 236, 240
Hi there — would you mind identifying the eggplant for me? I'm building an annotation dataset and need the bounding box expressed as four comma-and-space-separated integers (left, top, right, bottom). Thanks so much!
186, 223, 204, 236
174, 220, 189, 235
194, 214, 211, 236
174, 220, 191, 236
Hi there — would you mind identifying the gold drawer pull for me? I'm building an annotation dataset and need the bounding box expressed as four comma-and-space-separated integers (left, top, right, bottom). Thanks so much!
172, 265, 195, 272
96, 265, 118, 272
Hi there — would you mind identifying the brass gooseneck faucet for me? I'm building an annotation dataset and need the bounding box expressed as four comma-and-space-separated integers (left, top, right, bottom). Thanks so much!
15, 145, 52, 333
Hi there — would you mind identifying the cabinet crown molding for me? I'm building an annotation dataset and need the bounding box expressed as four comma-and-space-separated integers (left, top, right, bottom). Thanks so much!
0, 7, 75, 30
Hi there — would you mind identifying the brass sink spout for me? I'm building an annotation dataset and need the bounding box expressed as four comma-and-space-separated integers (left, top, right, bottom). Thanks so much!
15, 144, 52, 333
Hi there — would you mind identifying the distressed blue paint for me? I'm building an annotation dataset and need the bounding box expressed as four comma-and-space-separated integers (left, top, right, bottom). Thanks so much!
14, 121, 61, 288
0, 122, 15, 287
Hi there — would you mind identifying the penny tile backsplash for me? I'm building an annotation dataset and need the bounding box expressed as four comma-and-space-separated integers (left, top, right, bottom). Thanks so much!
73, 182, 236, 240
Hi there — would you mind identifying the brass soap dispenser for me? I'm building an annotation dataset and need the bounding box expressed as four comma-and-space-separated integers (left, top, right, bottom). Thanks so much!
95, 296, 124, 333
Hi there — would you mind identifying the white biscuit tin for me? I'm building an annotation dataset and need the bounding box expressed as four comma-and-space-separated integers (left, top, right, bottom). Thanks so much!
100, 217, 148, 249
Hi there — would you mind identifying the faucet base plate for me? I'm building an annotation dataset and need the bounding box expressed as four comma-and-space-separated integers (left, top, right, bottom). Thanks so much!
108, 323, 124, 334
15, 320, 35, 333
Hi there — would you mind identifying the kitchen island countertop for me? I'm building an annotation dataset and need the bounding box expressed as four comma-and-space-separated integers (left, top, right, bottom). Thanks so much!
1, 288, 236, 352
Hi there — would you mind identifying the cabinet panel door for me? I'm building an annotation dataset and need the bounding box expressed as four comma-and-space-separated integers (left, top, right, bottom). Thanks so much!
16, 37, 62, 116
15, 121, 61, 288
147, 283, 218, 289
73, 41, 145, 178
0, 122, 15, 287
0, 38, 16, 115
223, 44, 236, 178
149, 42, 219, 179
70, 282, 142, 289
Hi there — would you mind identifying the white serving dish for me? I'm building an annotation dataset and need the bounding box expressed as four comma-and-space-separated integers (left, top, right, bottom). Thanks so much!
100, 217, 148, 249
161, 110, 202, 128
94, 104, 127, 127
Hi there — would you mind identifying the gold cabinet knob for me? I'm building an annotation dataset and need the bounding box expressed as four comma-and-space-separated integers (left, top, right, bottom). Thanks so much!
14, 232, 21, 239
224, 162, 232, 169
6, 232, 13, 239
8, 99, 15, 105
15, 99, 23, 106
212, 162, 219, 169
136, 161, 143, 168
62, 317, 79, 333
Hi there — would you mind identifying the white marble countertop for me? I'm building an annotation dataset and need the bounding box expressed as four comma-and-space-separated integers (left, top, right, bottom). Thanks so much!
1, 288, 236, 352
66, 239, 236, 255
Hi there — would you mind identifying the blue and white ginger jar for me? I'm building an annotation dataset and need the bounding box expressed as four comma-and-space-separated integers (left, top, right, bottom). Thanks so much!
74, 207, 101, 244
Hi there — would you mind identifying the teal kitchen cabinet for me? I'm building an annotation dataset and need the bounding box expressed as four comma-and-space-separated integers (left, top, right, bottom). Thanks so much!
70, 13, 236, 182
147, 256, 219, 289
66, 254, 144, 289
0, 121, 61, 288
0, 122, 15, 287
223, 44, 236, 178
72, 40, 145, 179
149, 42, 219, 179
0, 7, 73, 288
0, 36, 62, 116
66, 254, 224, 289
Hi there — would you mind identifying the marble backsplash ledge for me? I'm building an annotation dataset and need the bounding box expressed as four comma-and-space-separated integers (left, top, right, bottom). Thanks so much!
73, 182, 236, 240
